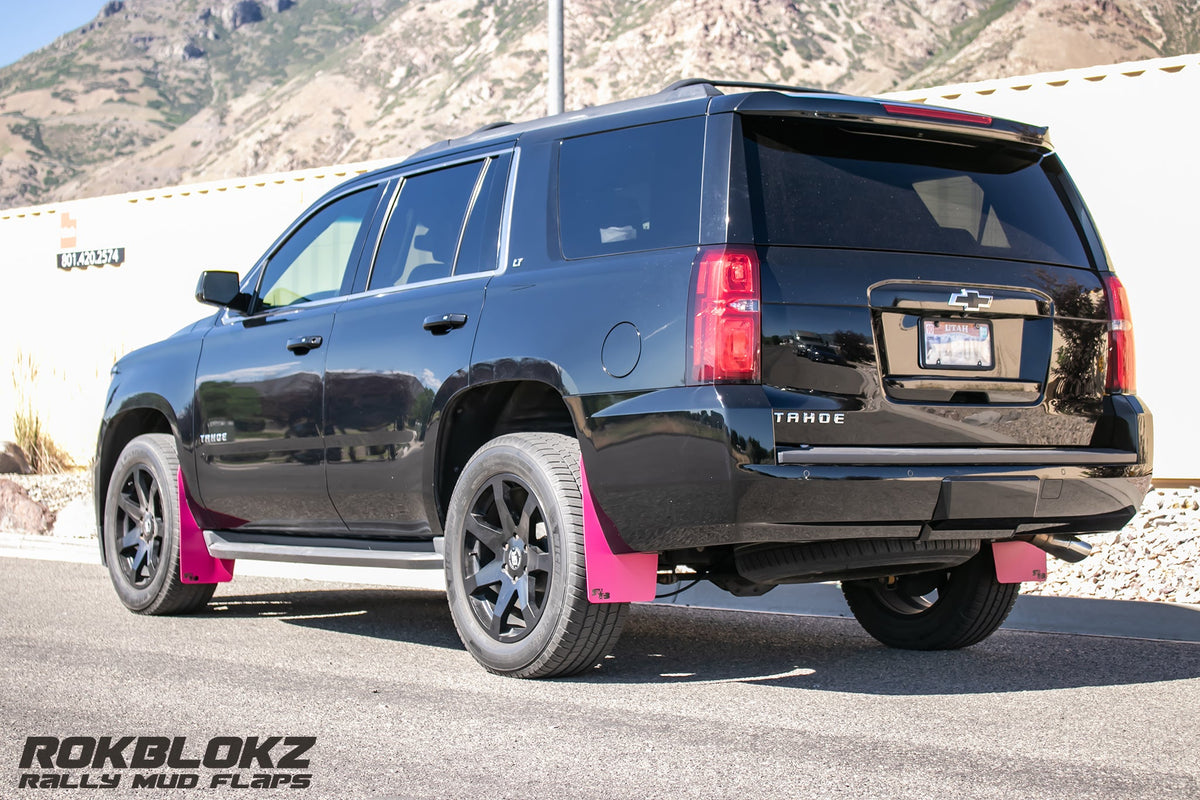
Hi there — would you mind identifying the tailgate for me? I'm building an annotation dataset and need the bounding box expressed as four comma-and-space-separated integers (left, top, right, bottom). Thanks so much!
760, 248, 1108, 448
735, 111, 1113, 450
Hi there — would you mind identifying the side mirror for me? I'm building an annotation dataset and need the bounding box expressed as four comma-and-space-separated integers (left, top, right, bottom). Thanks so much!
195, 271, 250, 312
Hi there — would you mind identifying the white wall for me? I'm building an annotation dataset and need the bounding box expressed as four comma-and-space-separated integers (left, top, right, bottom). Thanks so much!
2, 53, 1196, 476
0, 163, 388, 463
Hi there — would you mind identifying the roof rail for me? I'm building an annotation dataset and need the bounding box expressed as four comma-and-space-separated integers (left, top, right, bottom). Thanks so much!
663, 78, 834, 96
404, 83, 714, 163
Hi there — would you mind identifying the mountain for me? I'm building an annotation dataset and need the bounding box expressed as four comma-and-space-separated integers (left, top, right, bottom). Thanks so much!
1, 0, 1196, 209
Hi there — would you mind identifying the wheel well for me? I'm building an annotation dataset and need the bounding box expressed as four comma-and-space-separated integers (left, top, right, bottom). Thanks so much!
436, 381, 576, 527
97, 409, 173, 528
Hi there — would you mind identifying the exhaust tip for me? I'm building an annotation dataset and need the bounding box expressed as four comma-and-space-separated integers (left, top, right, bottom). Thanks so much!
1028, 534, 1093, 564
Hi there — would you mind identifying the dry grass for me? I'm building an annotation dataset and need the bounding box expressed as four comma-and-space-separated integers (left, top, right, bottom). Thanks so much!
10, 351, 75, 474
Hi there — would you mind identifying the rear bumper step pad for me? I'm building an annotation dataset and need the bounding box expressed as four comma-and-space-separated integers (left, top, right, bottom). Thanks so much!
777, 447, 1137, 467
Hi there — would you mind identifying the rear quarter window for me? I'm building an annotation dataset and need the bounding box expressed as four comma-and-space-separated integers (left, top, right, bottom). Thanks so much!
558, 117, 704, 259
741, 115, 1090, 267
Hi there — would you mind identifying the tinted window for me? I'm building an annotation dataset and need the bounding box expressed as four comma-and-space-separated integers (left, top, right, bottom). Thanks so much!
369, 161, 483, 289
455, 153, 512, 275
257, 187, 379, 310
742, 116, 1089, 267
559, 117, 704, 259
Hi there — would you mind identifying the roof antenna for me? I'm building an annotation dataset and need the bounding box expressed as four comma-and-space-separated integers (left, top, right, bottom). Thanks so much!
548, 0, 564, 115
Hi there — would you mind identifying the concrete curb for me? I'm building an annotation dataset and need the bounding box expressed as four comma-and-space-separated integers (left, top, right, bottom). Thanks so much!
4, 532, 1197, 643
0, 531, 97, 564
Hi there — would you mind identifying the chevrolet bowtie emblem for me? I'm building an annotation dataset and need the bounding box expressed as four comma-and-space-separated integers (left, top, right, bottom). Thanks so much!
949, 289, 993, 311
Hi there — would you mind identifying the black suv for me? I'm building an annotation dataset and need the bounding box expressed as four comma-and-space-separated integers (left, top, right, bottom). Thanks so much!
95, 80, 1152, 678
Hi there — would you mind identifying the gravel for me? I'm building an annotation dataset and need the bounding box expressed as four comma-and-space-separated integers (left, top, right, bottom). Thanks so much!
5, 472, 1197, 606
1021, 487, 1200, 606
7, 470, 91, 515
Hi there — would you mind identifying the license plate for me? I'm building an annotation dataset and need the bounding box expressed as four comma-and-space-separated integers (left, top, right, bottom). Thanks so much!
921, 319, 993, 369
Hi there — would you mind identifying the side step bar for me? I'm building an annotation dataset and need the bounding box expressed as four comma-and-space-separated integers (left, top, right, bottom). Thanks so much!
203, 530, 445, 570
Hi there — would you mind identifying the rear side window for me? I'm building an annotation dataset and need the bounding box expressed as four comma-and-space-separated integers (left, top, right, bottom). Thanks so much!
741, 116, 1090, 267
370, 161, 484, 289
455, 153, 512, 275
558, 117, 704, 259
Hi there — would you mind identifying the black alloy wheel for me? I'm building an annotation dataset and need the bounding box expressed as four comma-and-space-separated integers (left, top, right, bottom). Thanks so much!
459, 474, 554, 642
103, 433, 216, 615
444, 433, 628, 678
113, 463, 167, 589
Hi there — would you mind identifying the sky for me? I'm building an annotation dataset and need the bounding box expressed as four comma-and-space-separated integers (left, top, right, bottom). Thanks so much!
0, 1, 103, 69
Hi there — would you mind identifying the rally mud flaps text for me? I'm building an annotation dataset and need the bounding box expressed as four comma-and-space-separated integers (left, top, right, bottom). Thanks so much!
17, 736, 315, 790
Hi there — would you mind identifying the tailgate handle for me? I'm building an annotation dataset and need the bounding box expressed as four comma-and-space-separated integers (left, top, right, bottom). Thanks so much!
423, 313, 468, 335
285, 335, 323, 355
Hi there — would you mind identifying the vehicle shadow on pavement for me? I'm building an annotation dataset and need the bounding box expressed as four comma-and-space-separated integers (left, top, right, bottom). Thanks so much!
594, 604, 1200, 694
199, 583, 1200, 695
201, 586, 465, 651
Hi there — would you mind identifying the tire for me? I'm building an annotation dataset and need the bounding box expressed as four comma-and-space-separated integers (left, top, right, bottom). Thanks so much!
841, 545, 1018, 650
102, 433, 216, 615
443, 433, 627, 678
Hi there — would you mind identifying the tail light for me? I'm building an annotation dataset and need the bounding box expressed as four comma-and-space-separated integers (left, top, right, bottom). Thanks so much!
689, 245, 761, 383
1103, 273, 1136, 394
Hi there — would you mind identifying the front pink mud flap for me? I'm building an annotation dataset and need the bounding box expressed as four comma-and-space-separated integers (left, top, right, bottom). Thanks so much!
178, 470, 235, 584
991, 541, 1047, 584
580, 459, 657, 603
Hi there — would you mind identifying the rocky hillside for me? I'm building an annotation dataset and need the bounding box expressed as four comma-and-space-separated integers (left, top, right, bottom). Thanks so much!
1, 0, 1197, 209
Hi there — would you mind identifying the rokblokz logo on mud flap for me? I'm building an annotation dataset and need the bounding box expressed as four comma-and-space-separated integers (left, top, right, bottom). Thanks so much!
18, 736, 315, 790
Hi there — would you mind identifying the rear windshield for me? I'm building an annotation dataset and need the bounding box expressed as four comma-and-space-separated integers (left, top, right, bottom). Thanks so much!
742, 115, 1090, 267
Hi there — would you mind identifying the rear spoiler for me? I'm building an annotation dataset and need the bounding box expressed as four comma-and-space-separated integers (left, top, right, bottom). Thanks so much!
708, 91, 1051, 149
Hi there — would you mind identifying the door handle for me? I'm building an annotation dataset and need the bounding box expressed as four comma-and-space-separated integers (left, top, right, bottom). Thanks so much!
286, 335, 323, 355
423, 313, 468, 336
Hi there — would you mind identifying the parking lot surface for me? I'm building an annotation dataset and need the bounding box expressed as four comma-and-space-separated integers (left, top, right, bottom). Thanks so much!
3, 558, 1198, 799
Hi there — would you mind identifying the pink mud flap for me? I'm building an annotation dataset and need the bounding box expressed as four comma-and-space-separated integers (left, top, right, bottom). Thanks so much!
991, 540, 1047, 584
580, 458, 657, 603
177, 469, 235, 584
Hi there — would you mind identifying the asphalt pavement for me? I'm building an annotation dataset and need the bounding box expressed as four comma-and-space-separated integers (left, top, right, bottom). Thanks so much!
2, 556, 1198, 799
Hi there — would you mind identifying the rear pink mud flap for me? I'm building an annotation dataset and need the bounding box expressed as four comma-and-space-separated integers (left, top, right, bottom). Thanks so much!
580, 460, 657, 603
178, 470, 235, 584
991, 540, 1047, 584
